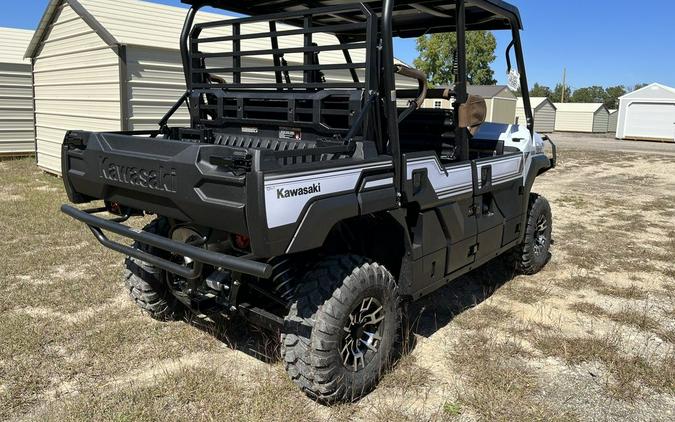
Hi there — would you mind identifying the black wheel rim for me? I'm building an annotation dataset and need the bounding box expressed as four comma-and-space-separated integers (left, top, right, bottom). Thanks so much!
533, 214, 549, 257
340, 297, 385, 372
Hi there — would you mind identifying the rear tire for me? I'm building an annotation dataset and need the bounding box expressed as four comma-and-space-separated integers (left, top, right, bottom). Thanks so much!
123, 218, 183, 321
513, 193, 552, 275
281, 255, 400, 403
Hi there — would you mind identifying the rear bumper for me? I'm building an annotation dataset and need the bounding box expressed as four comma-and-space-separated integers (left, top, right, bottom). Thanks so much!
61, 204, 272, 279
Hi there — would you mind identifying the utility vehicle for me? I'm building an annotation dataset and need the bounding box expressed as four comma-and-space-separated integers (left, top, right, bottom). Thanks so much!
61, 0, 556, 402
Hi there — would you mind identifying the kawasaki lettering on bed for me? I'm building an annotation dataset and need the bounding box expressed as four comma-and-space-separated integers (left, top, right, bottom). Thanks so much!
59, 0, 557, 404
99, 157, 177, 193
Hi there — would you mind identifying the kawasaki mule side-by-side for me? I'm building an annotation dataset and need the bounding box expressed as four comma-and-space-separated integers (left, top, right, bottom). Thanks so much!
61, 0, 556, 402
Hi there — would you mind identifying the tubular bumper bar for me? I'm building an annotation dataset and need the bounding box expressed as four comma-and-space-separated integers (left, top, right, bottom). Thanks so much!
542, 135, 558, 168
61, 205, 273, 279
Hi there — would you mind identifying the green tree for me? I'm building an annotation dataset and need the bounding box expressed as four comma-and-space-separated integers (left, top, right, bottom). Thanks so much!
413, 31, 497, 86
604, 85, 626, 109
570, 86, 607, 103
552, 83, 572, 103
632, 83, 649, 91
529, 83, 552, 98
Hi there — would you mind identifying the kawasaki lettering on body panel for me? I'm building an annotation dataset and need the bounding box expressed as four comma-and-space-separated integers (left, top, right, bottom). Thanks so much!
99, 156, 177, 193
264, 164, 391, 228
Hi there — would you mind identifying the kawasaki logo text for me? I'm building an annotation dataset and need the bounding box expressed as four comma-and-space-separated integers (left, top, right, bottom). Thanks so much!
99, 157, 177, 193
277, 183, 321, 199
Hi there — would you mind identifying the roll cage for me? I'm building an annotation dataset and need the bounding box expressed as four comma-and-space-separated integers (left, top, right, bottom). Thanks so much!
177, 0, 533, 191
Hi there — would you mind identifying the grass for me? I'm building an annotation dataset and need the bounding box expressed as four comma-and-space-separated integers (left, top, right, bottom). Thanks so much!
556, 274, 605, 291
532, 332, 674, 401
443, 402, 462, 417
447, 330, 574, 421
593, 284, 647, 300
2, 143, 675, 421
571, 302, 666, 338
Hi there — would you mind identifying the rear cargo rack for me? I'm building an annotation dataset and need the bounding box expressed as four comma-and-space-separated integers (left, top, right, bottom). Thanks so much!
189, 4, 376, 91
186, 4, 378, 135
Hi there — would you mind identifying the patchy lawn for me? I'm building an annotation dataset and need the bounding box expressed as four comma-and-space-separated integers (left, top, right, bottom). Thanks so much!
0, 142, 674, 421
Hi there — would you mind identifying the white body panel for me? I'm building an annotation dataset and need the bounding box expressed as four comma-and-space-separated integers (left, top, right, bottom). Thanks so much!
264, 163, 392, 228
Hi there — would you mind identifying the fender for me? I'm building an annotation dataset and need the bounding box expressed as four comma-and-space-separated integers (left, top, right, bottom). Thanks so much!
519, 154, 553, 236
284, 193, 360, 254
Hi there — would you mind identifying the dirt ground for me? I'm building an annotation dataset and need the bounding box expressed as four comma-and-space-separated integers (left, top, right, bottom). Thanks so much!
0, 135, 673, 421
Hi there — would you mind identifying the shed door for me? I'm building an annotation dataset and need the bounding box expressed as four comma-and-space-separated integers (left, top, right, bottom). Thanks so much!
626, 102, 675, 140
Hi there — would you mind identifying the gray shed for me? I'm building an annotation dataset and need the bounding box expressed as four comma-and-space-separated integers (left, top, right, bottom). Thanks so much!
607, 109, 618, 135
0, 27, 35, 156
515, 97, 556, 133
553, 103, 609, 133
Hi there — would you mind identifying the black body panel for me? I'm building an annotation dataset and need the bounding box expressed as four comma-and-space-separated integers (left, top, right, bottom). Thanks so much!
63, 131, 251, 234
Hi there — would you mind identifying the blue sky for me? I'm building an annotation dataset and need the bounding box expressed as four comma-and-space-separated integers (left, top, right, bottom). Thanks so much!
5, 0, 674, 90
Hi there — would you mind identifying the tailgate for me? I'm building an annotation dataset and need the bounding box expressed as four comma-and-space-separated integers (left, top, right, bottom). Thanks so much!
62, 131, 251, 234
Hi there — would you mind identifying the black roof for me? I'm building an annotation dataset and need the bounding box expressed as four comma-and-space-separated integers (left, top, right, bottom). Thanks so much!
182, 1, 523, 37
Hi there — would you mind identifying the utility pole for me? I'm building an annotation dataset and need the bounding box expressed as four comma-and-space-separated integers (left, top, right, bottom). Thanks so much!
561, 67, 567, 103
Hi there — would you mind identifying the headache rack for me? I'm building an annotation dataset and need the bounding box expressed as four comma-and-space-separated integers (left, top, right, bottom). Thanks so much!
184, 4, 378, 136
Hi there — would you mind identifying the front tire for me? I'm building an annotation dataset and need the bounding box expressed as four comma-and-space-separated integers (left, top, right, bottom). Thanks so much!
513, 193, 552, 275
123, 218, 183, 321
281, 255, 400, 403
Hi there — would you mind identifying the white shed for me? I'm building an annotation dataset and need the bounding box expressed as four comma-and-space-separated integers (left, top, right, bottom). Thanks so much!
26, 0, 414, 174
422, 85, 517, 124
616, 83, 675, 142
607, 109, 618, 134
553, 103, 609, 133
0, 28, 35, 156
25, 0, 230, 174
516, 97, 557, 133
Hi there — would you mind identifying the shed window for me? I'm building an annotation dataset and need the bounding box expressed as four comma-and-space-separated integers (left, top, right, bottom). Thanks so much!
434, 100, 442, 109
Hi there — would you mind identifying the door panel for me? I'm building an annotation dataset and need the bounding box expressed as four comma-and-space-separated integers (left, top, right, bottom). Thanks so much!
436, 201, 477, 274
472, 153, 525, 261
402, 152, 478, 293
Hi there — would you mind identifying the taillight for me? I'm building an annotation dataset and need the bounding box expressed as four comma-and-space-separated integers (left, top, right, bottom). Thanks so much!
233, 234, 250, 250
107, 201, 123, 215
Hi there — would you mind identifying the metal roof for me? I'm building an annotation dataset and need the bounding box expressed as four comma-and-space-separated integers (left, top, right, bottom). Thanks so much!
181, 0, 523, 37
619, 83, 675, 100
517, 97, 556, 111
553, 103, 608, 113
0, 27, 33, 64
467, 85, 513, 99
26, 0, 420, 65
26, 0, 230, 58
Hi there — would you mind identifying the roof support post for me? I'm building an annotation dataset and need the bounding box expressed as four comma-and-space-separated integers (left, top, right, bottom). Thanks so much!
454, 0, 469, 161
180, 6, 200, 91
180, 6, 201, 127
117, 44, 129, 131
382, 0, 402, 194
511, 26, 533, 134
